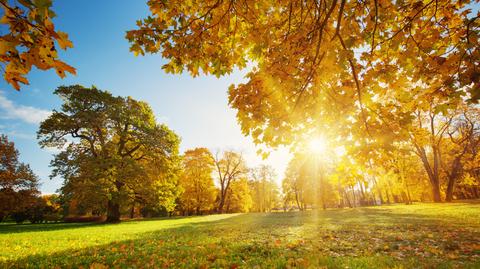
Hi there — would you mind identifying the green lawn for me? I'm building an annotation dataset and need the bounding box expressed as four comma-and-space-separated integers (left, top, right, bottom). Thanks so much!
1, 202, 479, 268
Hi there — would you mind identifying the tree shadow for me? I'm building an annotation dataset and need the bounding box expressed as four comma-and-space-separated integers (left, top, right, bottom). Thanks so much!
0, 212, 307, 267
0, 222, 103, 234
2, 207, 479, 268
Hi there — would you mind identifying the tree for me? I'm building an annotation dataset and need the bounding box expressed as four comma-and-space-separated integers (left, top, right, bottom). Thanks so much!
0, 134, 40, 221
225, 178, 252, 213
213, 150, 246, 213
178, 148, 217, 215
0, 0, 75, 90
442, 105, 480, 201
38, 85, 181, 222
282, 153, 316, 211
248, 165, 280, 212
127, 0, 479, 153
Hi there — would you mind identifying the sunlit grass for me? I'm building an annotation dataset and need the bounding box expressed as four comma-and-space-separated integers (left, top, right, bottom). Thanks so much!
1, 202, 479, 268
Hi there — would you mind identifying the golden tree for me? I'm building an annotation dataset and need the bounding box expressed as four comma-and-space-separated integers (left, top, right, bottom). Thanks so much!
178, 148, 217, 215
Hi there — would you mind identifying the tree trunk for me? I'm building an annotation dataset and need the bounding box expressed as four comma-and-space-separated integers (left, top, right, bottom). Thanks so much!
344, 190, 352, 208
130, 202, 135, 219
106, 200, 121, 223
405, 181, 413, 205
385, 189, 391, 204
445, 157, 462, 202
294, 190, 302, 211
445, 176, 456, 202
431, 182, 442, 203
415, 144, 442, 202
351, 186, 357, 207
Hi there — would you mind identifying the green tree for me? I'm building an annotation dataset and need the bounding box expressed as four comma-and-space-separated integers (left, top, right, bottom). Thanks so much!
38, 85, 181, 222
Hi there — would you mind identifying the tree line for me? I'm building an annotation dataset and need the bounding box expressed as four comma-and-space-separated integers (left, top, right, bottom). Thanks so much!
1, 0, 479, 223
1, 85, 478, 224
0, 85, 282, 223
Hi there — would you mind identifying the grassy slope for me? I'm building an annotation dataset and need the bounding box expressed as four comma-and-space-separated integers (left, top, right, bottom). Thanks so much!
1, 202, 479, 268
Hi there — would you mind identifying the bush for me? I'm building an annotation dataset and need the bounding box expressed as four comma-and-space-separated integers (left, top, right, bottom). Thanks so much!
11, 211, 29, 224
63, 216, 104, 223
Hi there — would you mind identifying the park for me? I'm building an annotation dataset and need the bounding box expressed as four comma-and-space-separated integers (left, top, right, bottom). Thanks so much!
0, 0, 479, 268
1, 203, 479, 268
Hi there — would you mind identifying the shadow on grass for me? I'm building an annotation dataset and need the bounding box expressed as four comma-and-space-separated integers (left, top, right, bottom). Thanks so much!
0, 214, 238, 234
0, 222, 103, 234
2, 206, 479, 268
1, 213, 285, 268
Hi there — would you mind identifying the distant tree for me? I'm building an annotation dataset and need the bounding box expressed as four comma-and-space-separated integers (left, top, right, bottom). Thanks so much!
0, 134, 39, 221
41, 194, 62, 222
248, 165, 280, 212
213, 150, 246, 213
38, 85, 181, 222
0, 0, 75, 90
225, 178, 252, 213
178, 148, 217, 215
282, 155, 311, 211
442, 105, 480, 202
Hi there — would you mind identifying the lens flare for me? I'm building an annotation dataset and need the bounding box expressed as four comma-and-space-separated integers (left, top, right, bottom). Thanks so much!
308, 137, 327, 154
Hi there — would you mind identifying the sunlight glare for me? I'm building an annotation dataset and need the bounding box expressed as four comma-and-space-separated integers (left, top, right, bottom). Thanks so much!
308, 137, 327, 154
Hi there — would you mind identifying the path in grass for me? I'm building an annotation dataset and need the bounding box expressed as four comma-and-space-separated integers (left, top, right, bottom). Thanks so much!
1, 202, 479, 268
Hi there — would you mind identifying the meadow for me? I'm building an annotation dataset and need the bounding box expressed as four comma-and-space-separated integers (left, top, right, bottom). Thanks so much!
1, 202, 479, 268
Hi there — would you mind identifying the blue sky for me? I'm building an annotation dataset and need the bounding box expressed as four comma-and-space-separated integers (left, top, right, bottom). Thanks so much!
0, 1, 290, 193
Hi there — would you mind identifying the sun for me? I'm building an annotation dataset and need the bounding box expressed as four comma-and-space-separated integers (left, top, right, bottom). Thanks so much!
308, 137, 328, 154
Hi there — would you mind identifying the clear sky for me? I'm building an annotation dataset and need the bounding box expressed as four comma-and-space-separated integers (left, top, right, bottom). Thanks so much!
0, 1, 291, 193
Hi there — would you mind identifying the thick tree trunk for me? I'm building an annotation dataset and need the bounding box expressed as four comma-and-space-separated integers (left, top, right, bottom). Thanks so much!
106, 200, 121, 223
431, 182, 442, 203
217, 200, 225, 213
415, 144, 442, 202
445, 176, 456, 202
445, 157, 462, 202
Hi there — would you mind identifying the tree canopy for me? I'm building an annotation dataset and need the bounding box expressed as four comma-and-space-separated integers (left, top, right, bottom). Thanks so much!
178, 147, 217, 215
37, 85, 181, 222
0, 134, 40, 221
127, 0, 479, 150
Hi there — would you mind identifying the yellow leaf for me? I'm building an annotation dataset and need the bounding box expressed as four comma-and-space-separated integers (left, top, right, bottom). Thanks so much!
56, 31, 73, 50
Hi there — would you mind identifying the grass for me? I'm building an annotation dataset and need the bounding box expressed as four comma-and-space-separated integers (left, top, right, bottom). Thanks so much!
1, 202, 479, 268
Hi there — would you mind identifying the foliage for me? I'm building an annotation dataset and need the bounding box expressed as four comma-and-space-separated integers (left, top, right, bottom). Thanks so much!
127, 0, 480, 151
127, 0, 480, 205
178, 148, 217, 215
248, 165, 281, 212
0, 0, 75, 90
213, 150, 247, 213
225, 178, 252, 213
1, 203, 479, 268
37, 85, 181, 222
0, 134, 39, 221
